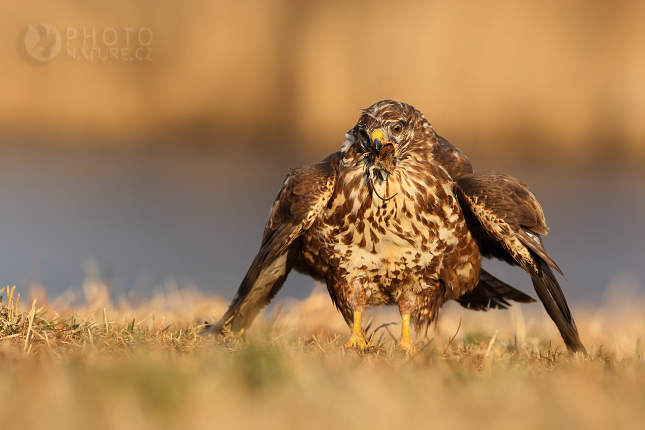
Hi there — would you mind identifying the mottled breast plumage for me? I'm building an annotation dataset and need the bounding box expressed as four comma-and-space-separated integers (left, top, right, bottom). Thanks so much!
211, 99, 585, 354
297, 100, 481, 327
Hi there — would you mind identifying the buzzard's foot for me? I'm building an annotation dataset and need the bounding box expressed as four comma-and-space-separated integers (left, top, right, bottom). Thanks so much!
396, 338, 413, 352
345, 333, 368, 350
344, 311, 367, 350
396, 314, 414, 353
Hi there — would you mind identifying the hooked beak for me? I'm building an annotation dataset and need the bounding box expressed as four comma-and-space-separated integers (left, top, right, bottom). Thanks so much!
371, 130, 385, 154
370, 130, 396, 156
370, 130, 384, 153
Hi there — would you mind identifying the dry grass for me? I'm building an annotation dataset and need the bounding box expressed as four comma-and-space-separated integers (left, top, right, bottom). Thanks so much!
1, 282, 644, 430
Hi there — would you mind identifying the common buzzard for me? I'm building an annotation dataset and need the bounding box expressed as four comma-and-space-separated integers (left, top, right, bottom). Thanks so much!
209, 100, 586, 354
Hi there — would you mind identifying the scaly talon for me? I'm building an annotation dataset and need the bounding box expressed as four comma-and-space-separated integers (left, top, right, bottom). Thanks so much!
396, 314, 414, 352
344, 311, 368, 350
345, 333, 368, 349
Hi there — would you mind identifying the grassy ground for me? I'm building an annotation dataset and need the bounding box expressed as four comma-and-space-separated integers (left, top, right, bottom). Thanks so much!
1, 282, 644, 430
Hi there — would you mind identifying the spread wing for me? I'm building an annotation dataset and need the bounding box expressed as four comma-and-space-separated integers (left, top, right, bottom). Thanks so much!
454, 171, 586, 354
434, 135, 537, 310
433, 136, 536, 311
208, 154, 338, 335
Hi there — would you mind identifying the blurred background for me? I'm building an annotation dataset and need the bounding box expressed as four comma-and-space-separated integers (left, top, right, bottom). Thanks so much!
0, 1, 642, 307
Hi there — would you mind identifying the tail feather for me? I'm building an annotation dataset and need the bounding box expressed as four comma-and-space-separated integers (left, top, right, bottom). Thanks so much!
457, 269, 535, 311
530, 258, 586, 354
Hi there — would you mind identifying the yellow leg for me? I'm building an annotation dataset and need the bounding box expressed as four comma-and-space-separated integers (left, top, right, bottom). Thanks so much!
344, 311, 367, 349
397, 314, 413, 352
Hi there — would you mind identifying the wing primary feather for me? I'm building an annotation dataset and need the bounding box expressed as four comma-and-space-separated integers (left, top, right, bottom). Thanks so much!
454, 171, 585, 354
207, 158, 337, 337
517, 229, 564, 277
209, 239, 300, 334
530, 258, 586, 354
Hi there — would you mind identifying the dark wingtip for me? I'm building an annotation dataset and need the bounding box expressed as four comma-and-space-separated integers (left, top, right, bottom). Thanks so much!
202, 314, 228, 337
531, 261, 587, 355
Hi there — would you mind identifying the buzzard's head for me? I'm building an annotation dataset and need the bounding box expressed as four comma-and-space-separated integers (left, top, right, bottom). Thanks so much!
343, 100, 437, 178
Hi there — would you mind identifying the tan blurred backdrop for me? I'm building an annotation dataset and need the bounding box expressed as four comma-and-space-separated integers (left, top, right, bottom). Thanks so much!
1, 0, 643, 166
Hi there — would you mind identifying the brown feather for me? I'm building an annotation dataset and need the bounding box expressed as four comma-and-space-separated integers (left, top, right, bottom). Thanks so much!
210, 159, 337, 334
209, 100, 585, 355
457, 269, 536, 311
454, 172, 585, 354
433, 134, 473, 179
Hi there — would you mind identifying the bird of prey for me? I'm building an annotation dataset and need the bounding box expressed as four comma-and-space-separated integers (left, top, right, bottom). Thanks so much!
209, 100, 586, 354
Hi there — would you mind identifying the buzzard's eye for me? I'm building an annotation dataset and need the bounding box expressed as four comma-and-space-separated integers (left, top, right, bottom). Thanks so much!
358, 128, 368, 140
391, 123, 403, 134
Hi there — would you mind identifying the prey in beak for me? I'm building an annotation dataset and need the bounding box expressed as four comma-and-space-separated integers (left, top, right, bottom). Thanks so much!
369, 130, 397, 179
